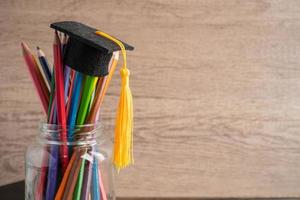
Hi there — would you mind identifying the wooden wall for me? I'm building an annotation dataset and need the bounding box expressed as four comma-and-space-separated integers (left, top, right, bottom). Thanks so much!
1, 0, 300, 198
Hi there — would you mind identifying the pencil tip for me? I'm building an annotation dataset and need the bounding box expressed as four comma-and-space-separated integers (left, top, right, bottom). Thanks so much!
36, 46, 44, 57
54, 31, 60, 45
21, 42, 26, 48
21, 42, 30, 55
114, 51, 120, 60
63, 34, 68, 44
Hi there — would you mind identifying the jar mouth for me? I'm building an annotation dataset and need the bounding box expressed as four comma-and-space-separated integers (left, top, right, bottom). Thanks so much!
39, 121, 104, 145
39, 121, 102, 130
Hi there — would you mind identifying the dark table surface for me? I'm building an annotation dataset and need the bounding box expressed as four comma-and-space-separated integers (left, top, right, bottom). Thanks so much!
0, 181, 24, 199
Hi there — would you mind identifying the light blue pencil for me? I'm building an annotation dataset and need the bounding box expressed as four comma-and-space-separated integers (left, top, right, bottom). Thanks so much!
92, 156, 101, 200
67, 72, 83, 138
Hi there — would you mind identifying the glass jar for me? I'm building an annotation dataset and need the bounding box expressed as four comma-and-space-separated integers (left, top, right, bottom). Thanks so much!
25, 122, 115, 200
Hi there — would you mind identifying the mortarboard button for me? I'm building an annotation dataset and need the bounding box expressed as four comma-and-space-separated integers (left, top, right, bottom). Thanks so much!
50, 21, 134, 77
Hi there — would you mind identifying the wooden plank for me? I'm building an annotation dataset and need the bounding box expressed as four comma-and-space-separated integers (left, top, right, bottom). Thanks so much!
0, 0, 300, 198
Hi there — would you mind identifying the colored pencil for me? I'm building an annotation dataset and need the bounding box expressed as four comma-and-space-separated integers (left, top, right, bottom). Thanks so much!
21, 42, 49, 114
98, 162, 108, 200
54, 151, 76, 200
73, 156, 86, 200
37, 46, 52, 86
63, 152, 84, 200
81, 158, 93, 200
33, 54, 50, 95
61, 150, 80, 200
63, 33, 71, 104
62, 33, 68, 55
71, 75, 98, 198
64, 66, 71, 103
94, 78, 105, 122
76, 75, 98, 125
86, 52, 119, 123
54, 31, 69, 172
91, 158, 100, 200
67, 72, 83, 136
51, 98, 58, 124
45, 145, 59, 200
66, 70, 75, 120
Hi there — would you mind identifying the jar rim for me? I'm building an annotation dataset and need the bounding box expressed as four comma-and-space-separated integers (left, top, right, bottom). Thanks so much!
38, 121, 105, 145
39, 121, 103, 129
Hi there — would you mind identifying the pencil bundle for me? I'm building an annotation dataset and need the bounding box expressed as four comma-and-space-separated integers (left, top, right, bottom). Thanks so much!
22, 21, 134, 200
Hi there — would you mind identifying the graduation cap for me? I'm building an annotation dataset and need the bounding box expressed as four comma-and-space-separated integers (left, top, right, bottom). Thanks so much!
50, 21, 134, 77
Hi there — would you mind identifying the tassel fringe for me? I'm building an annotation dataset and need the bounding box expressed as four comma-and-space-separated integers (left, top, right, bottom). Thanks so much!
95, 31, 134, 171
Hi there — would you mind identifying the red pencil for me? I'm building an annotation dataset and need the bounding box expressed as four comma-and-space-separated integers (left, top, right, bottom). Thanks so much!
54, 31, 69, 172
21, 42, 49, 114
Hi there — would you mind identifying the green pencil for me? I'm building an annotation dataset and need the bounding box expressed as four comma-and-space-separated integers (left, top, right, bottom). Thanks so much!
73, 75, 98, 198
73, 158, 86, 200
76, 75, 98, 125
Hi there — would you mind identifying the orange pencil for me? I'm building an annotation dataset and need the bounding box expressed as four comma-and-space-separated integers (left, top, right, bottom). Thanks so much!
21, 42, 49, 114
62, 151, 84, 200
54, 151, 77, 200
86, 52, 119, 123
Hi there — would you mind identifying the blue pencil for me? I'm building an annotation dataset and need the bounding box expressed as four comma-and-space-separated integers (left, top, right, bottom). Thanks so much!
67, 72, 83, 137
45, 145, 58, 200
37, 47, 52, 86
92, 156, 101, 200
52, 102, 57, 124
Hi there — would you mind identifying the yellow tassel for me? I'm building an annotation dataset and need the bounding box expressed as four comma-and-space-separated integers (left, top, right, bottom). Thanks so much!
95, 31, 134, 171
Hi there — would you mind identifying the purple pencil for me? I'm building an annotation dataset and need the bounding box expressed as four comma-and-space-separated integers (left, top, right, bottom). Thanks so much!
81, 157, 93, 200
64, 66, 71, 103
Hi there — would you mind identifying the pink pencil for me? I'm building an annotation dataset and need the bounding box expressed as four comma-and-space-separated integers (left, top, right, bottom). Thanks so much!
98, 162, 107, 200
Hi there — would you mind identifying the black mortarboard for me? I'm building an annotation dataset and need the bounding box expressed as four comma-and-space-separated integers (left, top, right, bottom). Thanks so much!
50, 21, 134, 77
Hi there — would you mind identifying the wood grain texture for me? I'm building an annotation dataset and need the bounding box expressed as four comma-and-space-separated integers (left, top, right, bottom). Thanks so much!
1, 0, 300, 198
